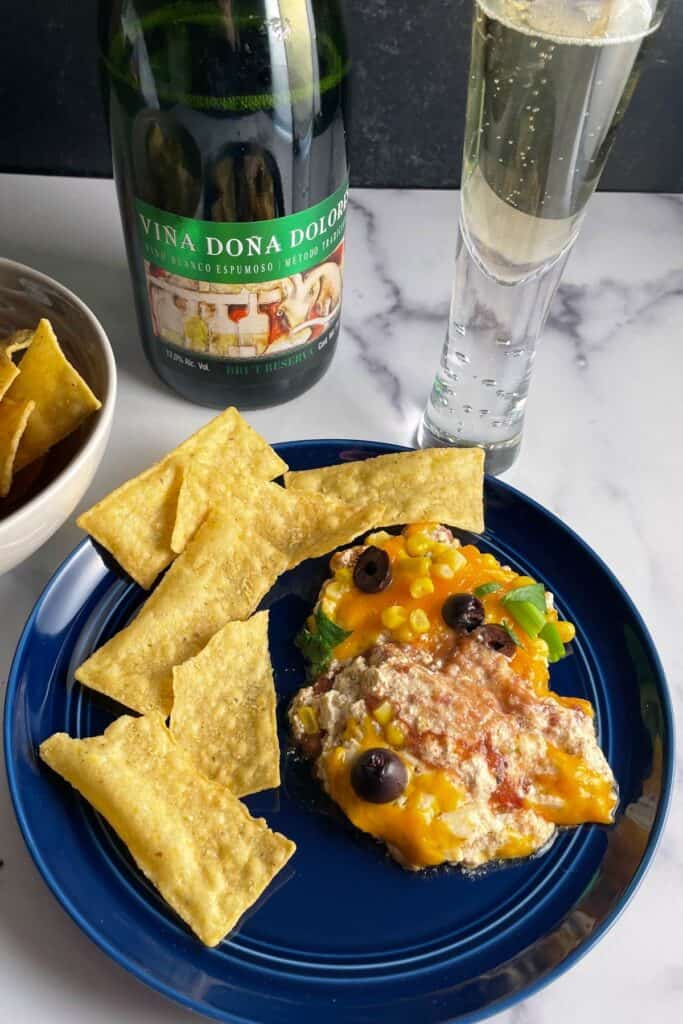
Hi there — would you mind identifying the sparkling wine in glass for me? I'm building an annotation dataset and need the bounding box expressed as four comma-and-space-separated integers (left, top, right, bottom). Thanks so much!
419, 0, 667, 473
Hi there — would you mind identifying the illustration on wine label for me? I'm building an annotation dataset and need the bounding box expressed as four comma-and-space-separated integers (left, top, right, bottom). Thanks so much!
135, 181, 347, 373
146, 251, 343, 360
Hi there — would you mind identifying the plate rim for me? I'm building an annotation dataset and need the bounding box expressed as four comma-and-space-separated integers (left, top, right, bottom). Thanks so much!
4, 437, 676, 1024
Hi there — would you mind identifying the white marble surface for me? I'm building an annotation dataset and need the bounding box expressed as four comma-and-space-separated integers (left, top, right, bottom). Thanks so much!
0, 174, 681, 1023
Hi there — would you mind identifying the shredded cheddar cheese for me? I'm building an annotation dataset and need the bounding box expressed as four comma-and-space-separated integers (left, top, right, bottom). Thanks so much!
293, 523, 617, 870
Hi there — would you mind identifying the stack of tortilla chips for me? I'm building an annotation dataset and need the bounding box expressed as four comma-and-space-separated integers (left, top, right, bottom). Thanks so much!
40, 407, 484, 946
0, 319, 101, 499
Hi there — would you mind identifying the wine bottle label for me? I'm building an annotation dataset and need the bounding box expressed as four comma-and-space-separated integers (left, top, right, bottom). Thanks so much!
134, 180, 348, 381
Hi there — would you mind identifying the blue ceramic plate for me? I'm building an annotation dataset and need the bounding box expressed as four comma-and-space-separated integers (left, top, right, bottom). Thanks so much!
4, 440, 674, 1024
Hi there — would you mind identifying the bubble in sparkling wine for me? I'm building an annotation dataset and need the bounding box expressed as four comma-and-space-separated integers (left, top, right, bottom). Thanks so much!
426, 0, 656, 455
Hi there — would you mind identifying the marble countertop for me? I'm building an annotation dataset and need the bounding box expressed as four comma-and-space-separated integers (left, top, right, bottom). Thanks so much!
0, 174, 681, 1024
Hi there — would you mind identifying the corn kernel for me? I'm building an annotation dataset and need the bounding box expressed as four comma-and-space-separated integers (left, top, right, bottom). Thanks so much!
297, 706, 319, 735
406, 521, 437, 533
409, 608, 431, 634
406, 533, 432, 557
385, 721, 405, 746
335, 567, 352, 583
450, 549, 467, 571
515, 575, 536, 587
365, 530, 392, 547
409, 576, 435, 599
431, 542, 452, 558
381, 605, 408, 629
398, 555, 431, 576
373, 701, 394, 726
535, 638, 550, 659
344, 718, 364, 741
325, 581, 344, 601
404, 522, 439, 541
556, 620, 576, 643
393, 625, 416, 644
482, 553, 499, 568
435, 548, 466, 572
432, 562, 455, 580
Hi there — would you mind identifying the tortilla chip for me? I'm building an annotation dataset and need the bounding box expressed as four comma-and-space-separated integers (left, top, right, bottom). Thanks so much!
78, 407, 287, 588
0, 328, 34, 402
285, 448, 485, 534
2, 328, 34, 356
0, 398, 35, 497
171, 612, 280, 797
75, 480, 378, 715
176, 474, 381, 569
169, 415, 287, 554
6, 319, 101, 472
75, 505, 289, 716
171, 459, 231, 554
40, 714, 295, 947
0, 353, 19, 402
78, 458, 185, 590
245, 481, 384, 568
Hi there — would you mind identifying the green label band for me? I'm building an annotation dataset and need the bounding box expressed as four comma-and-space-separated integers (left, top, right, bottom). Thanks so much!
135, 181, 348, 284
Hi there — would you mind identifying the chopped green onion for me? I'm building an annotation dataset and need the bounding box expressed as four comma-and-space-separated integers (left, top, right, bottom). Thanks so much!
502, 598, 546, 638
501, 620, 522, 646
539, 622, 566, 663
502, 583, 547, 614
474, 582, 502, 597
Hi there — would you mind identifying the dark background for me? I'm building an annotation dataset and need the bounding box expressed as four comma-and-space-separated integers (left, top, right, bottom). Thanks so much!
1, 0, 681, 190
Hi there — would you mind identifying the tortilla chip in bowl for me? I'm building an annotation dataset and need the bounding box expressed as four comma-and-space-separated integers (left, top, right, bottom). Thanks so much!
0, 258, 116, 574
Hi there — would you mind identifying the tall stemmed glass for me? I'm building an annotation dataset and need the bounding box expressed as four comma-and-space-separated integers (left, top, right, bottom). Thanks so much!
419, 0, 668, 473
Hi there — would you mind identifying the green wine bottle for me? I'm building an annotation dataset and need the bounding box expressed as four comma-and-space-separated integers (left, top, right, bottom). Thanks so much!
103, 0, 350, 408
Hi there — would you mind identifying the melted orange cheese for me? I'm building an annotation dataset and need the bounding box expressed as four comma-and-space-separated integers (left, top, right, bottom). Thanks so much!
333, 539, 554, 690
323, 719, 561, 866
525, 745, 616, 825
323, 718, 467, 868
315, 525, 616, 866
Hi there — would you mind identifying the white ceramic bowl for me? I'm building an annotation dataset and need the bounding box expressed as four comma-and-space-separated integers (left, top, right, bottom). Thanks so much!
0, 258, 116, 574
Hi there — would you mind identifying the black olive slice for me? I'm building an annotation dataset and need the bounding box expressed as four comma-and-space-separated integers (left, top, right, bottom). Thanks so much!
353, 546, 392, 594
350, 747, 408, 803
441, 593, 485, 632
476, 623, 517, 658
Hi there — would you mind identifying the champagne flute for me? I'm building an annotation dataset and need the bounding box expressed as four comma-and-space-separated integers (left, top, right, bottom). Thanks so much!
419, 0, 668, 473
